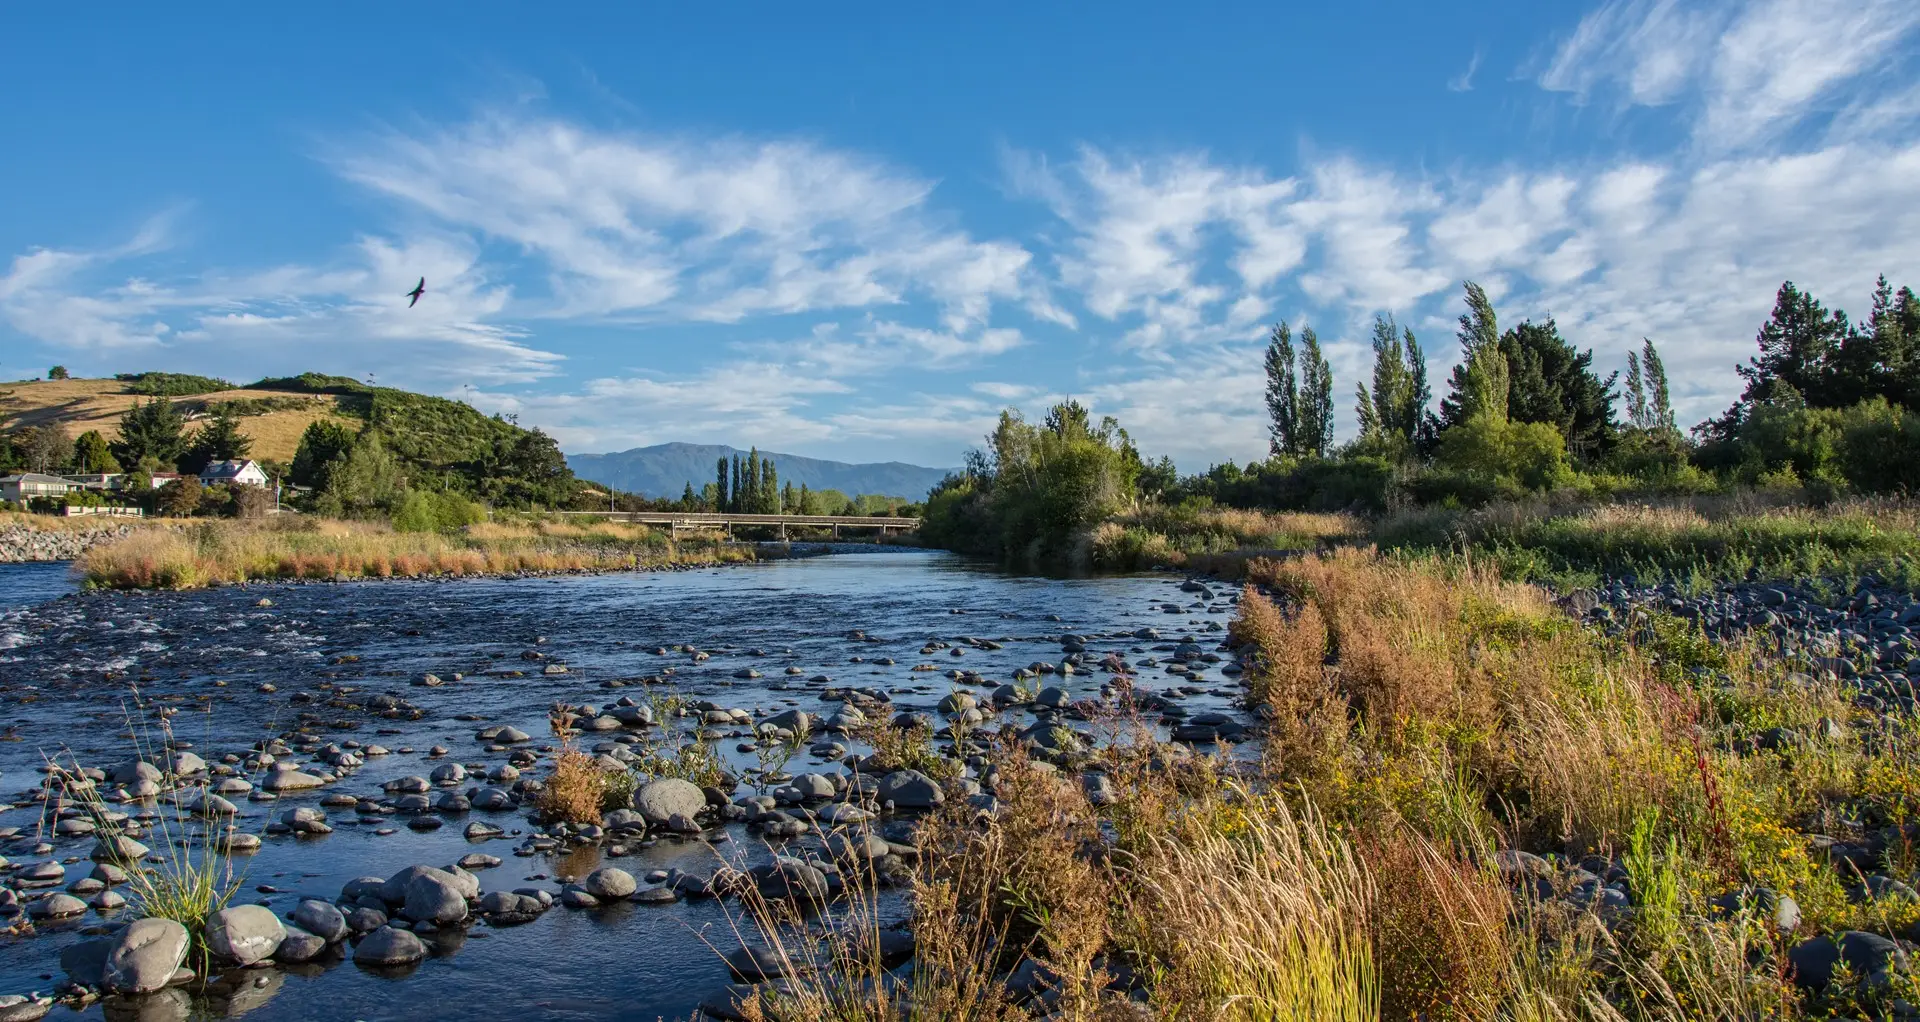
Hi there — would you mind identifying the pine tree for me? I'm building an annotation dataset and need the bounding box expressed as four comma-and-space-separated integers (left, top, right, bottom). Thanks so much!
72, 430, 120, 473
680, 482, 697, 509
1264, 322, 1299, 458
111, 397, 190, 471
182, 408, 253, 472
715, 457, 730, 512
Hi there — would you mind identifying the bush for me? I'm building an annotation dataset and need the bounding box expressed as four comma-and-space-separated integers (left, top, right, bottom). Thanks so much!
114, 372, 234, 397
1434, 414, 1575, 491
392, 489, 486, 533
157, 477, 203, 517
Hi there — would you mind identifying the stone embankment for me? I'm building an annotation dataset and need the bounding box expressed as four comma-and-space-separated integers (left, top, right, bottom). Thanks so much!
0, 522, 139, 563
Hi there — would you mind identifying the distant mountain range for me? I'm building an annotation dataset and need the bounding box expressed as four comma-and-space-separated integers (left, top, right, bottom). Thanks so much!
567, 442, 954, 500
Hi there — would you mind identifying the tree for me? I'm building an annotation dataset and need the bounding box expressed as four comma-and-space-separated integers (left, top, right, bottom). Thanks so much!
17, 425, 73, 473
1441, 281, 1510, 427
1736, 281, 1854, 409
680, 482, 698, 509
761, 457, 779, 513
291, 420, 357, 490
182, 408, 253, 472
71, 430, 119, 473
730, 455, 744, 512
230, 484, 274, 519
318, 434, 408, 518
1264, 323, 1299, 458
48, 365, 69, 380
1354, 314, 1429, 458
158, 476, 204, 517
112, 398, 190, 470
1498, 319, 1618, 462
1626, 339, 1677, 434
781, 480, 797, 514
715, 458, 730, 513
1264, 322, 1333, 458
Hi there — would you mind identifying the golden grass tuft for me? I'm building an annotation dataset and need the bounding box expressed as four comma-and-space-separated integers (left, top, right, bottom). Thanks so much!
76, 516, 750, 589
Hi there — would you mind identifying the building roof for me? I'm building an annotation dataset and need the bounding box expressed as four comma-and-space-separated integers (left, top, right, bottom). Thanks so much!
200, 459, 263, 479
1, 473, 73, 485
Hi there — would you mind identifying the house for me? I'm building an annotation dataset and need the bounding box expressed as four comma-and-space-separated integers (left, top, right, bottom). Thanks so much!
149, 473, 186, 489
62, 472, 128, 492
199, 460, 269, 488
0, 473, 74, 503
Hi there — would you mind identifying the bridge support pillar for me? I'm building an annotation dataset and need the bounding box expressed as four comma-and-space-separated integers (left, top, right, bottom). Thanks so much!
832, 523, 840, 539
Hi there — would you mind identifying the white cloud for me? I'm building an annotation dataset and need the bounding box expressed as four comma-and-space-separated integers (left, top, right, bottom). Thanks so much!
0, 225, 561, 386
336, 116, 1037, 329
1448, 48, 1484, 93
1536, 0, 1920, 150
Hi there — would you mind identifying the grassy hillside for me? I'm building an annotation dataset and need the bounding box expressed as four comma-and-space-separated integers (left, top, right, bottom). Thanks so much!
0, 376, 353, 463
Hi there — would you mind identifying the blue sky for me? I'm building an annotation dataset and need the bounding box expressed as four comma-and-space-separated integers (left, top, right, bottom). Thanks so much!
4, 2, 1918, 470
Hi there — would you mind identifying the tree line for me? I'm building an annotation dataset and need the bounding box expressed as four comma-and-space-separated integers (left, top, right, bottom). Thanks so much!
924, 273, 1920, 560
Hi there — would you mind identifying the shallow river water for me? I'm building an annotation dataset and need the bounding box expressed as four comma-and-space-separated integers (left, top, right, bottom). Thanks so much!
0, 551, 1243, 1021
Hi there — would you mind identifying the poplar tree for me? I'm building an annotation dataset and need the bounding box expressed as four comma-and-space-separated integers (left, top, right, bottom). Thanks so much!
1441, 281, 1510, 425
1264, 321, 1333, 458
761, 458, 778, 513
715, 457, 730, 511
1264, 323, 1298, 458
1354, 314, 1430, 456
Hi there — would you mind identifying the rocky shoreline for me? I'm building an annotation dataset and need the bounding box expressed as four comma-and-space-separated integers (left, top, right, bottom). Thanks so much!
0, 558, 1247, 1018
0, 523, 140, 564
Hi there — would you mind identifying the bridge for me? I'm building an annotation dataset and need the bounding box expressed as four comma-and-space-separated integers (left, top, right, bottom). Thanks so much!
541, 511, 921, 539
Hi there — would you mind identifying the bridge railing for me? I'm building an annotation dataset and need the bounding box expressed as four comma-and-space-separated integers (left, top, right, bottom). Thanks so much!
522, 510, 920, 529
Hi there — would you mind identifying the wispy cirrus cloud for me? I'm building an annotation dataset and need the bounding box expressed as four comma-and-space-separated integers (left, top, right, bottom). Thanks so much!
1536, 0, 1920, 149
335, 116, 1039, 331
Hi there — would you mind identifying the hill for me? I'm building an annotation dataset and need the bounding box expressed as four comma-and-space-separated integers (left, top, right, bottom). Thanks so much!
2, 372, 581, 510
0, 376, 353, 463
570, 442, 953, 500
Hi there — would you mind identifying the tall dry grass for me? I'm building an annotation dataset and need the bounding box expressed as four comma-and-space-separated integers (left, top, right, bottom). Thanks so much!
76, 516, 750, 589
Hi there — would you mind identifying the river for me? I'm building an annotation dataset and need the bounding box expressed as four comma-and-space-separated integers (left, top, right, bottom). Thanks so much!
0, 551, 1243, 1020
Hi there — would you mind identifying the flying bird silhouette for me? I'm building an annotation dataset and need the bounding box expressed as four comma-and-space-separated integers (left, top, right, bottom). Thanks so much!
404, 278, 426, 308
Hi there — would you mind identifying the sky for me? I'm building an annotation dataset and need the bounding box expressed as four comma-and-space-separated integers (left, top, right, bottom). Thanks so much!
3, 2, 1918, 471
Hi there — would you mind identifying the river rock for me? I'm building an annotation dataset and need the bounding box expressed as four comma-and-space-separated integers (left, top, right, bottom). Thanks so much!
584, 867, 637, 899
273, 925, 329, 963
28, 894, 86, 919
262, 769, 326, 792
206, 904, 286, 965
1789, 930, 1908, 989
402, 869, 469, 924
90, 835, 149, 863
102, 917, 189, 994
635, 778, 705, 825
878, 769, 942, 809
292, 898, 349, 942
353, 926, 428, 966
0, 994, 52, 1022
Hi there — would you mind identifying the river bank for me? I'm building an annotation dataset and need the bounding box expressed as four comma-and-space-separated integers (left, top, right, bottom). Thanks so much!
0, 515, 151, 564
73, 517, 755, 590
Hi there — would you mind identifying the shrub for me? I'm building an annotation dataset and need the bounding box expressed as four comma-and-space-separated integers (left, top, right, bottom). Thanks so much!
392, 489, 486, 533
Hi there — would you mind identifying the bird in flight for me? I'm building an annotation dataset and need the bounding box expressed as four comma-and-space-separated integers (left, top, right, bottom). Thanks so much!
404, 277, 427, 307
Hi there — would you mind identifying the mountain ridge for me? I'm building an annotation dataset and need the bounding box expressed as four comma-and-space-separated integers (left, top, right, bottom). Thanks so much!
568, 442, 952, 500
